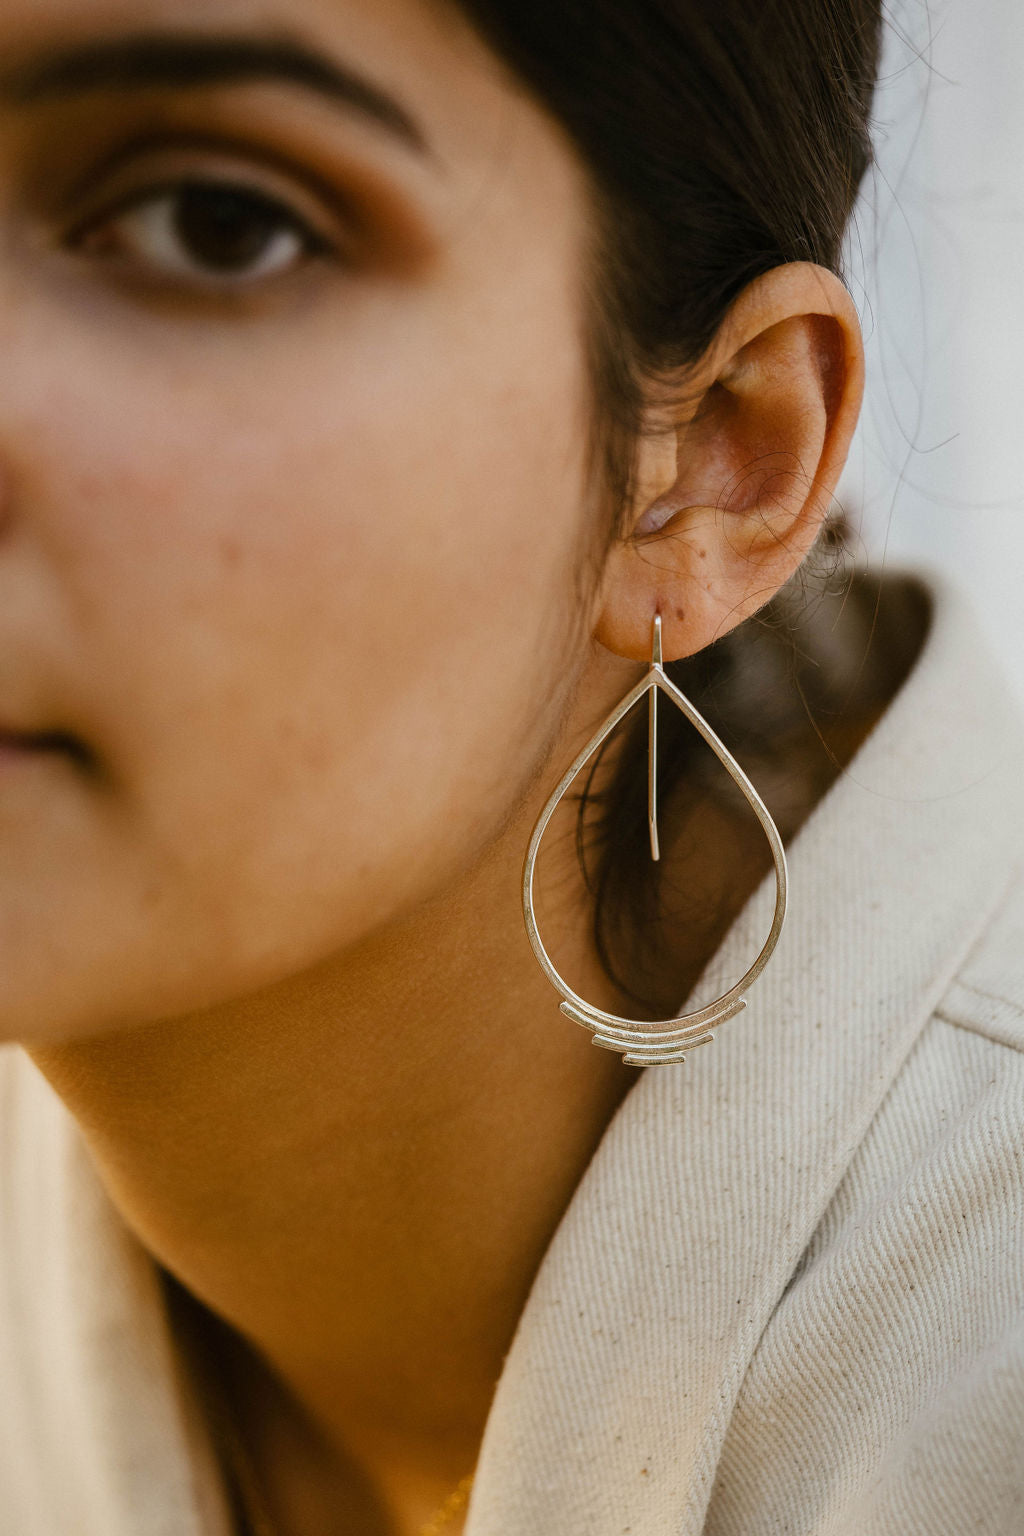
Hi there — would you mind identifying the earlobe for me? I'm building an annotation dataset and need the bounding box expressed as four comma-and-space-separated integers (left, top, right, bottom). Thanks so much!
594, 263, 864, 664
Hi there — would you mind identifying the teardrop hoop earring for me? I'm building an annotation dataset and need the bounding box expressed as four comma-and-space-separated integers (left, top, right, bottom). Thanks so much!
521, 613, 788, 1066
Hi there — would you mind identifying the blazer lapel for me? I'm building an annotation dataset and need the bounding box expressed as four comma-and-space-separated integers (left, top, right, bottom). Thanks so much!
464, 573, 1024, 1536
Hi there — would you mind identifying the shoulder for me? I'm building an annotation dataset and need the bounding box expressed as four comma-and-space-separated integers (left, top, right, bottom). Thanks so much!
707, 877, 1024, 1535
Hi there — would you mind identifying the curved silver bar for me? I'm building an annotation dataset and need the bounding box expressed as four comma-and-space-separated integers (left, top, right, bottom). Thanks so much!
559, 995, 747, 1041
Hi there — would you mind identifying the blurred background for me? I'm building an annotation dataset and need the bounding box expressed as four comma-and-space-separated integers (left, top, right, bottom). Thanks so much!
838, 0, 1024, 700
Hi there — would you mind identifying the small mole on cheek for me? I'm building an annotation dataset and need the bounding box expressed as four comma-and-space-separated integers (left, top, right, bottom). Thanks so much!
218, 535, 244, 570
140, 880, 166, 912
698, 549, 707, 559
674, 606, 685, 622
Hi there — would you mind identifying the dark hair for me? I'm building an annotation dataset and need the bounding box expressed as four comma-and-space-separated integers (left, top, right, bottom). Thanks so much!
453, 1, 886, 1014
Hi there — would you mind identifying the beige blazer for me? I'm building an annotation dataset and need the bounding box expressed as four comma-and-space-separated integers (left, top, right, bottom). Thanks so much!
2, 569, 1023, 1536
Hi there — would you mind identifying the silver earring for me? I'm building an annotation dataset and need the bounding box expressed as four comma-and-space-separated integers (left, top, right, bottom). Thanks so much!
521, 614, 788, 1066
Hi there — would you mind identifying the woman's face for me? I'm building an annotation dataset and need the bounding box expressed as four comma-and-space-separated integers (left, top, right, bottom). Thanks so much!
0, 0, 601, 1041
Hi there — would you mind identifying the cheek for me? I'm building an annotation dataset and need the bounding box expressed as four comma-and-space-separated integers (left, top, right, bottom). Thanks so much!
1, 269, 591, 1029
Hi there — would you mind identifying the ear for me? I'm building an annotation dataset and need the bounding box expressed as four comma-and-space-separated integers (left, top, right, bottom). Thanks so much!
593, 262, 864, 662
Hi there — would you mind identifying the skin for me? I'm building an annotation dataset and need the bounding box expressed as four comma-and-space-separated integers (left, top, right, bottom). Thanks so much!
0, 0, 865, 1531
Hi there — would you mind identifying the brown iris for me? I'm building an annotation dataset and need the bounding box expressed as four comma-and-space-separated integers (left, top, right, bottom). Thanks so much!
172, 182, 292, 271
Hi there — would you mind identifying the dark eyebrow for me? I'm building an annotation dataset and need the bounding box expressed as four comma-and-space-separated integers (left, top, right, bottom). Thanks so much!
0, 32, 430, 156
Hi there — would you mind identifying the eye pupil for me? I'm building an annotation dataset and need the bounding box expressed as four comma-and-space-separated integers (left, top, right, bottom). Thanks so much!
173, 184, 286, 272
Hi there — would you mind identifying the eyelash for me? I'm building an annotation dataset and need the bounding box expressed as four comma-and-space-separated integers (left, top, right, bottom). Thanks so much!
68, 173, 339, 291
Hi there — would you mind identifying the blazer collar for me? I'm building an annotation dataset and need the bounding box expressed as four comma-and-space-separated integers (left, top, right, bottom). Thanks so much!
463, 570, 1024, 1535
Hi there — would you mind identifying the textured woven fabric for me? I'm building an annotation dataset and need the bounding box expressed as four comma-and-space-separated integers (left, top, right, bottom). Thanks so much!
1, 568, 1023, 1535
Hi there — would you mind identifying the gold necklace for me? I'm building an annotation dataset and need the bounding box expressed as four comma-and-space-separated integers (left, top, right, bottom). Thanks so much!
218, 1396, 474, 1536
417, 1474, 476, 1536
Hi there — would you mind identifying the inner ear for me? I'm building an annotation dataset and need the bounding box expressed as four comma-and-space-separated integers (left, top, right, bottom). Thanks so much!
644, 311, 842, 541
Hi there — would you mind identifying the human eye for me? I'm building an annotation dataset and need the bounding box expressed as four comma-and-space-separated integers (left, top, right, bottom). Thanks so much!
66, 163, 341, 293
